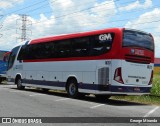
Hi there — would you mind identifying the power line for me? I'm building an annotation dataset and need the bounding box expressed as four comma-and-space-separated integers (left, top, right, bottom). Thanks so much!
30, 0, 121, 25
1, 0, 120, 24
27, 0, 142, 16
3, 0, 112, 16
4, 0, 48, 16
1, 11, 160, 34
0, 0, 159, 35
1, 0, 157, 26
2, 0, 60, 18
3, 0, 135, 18
0, 0, 119, 33
24, 0, 121, 15
2, 17, 160, 36
0, 0, 159, 53
26, 2, 160, 26
17, 0, 61, 16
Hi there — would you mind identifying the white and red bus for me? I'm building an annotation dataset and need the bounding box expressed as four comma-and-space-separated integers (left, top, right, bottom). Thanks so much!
7, 28, 154, 100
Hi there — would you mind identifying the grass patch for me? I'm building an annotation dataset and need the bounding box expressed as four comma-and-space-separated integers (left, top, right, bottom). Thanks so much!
112, 95, 160, 106
151, 74, 160, 96
0, 81, 7, 85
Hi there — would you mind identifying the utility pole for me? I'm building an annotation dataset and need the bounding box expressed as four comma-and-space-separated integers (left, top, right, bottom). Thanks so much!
16, 14, 32, 42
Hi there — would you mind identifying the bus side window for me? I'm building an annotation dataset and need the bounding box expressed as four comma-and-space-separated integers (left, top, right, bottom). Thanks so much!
90, 33, 114, 56
44, 42, 55, 58
24, 45, 35, 60
72, 37, 90, 57
54, 40, 72, 58
29, 44, 44, 59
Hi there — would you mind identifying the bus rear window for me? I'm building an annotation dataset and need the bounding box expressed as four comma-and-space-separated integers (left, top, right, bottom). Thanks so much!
123, 30, 154, 51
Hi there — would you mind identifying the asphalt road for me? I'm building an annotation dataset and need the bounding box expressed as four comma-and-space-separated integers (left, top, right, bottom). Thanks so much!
0, 84, 159, 126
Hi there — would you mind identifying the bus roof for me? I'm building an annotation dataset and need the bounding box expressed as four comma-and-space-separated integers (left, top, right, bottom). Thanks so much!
29, 28, 123, 45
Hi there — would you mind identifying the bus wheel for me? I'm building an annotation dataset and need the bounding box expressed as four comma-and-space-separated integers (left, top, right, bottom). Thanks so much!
17, 78, 25, 90
67, 79, 78, 98
95, 95, 111, 102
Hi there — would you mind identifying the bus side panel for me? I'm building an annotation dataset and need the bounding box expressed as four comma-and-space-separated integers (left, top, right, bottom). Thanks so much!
49, 71, 62, 82
14, 60, 114, 94
25, 71, 37, 80
78, 71, 96, 94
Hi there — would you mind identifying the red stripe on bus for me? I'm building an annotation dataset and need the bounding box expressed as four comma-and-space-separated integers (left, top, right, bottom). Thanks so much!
30, 28, 123, 45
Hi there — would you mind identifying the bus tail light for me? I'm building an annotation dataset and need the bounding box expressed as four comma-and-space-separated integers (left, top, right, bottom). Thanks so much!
114, 67, 124, 84
148, 70, 153, 85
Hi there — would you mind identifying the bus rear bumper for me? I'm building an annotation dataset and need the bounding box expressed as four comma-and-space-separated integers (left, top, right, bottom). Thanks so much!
94, 91, 150, 95
94, 85, 152, 95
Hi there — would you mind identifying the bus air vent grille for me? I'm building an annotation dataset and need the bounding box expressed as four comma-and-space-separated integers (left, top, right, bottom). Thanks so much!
98, 67, 109, 85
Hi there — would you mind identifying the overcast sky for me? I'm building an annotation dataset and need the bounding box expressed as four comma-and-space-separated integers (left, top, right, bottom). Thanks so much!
0, 0, 159, 57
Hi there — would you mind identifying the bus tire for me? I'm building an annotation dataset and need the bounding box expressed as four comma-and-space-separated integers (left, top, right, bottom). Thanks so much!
67, 79, 79, 98
95, 95, 111, 102
16, 78, 25, 90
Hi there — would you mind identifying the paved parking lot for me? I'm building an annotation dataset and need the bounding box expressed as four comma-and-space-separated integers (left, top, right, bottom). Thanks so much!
0, 84, 159, 125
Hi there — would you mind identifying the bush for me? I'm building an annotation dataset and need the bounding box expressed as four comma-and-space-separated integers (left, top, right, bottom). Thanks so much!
151, 75, 160, 96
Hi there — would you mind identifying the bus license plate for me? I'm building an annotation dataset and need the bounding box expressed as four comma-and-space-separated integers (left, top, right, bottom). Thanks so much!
134, 87, 140, 92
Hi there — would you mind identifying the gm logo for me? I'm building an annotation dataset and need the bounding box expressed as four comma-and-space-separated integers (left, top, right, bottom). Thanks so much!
99, 34, 112, 41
